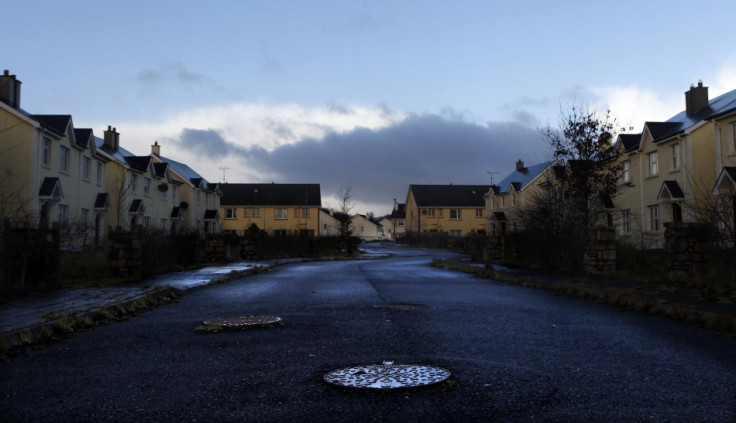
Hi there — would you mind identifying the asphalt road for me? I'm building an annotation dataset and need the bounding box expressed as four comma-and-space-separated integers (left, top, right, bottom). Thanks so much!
2, 244, 735, 422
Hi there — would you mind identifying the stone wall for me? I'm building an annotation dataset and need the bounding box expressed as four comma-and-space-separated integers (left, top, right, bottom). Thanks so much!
664, 222, 712, 281
202, 235, 225, 262
1, 226, 60, 288
584, 227, 616, 273
108, 226, 142, 278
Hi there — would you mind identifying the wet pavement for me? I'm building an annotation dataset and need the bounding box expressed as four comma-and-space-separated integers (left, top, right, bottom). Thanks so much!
1, 243, 734, 422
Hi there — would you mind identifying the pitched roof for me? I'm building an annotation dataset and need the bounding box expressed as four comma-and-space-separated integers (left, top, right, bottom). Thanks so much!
492, 161, 555, 195
203, 209, 219, 220
644, 88, 736, 142
157, 154, 217, 191
129, 199, 145, 213
390, 203, 406, 219
618, 133, 642, 153
73, 128, 93, 149
713, 167, 736, 194
38, 177, 63, 199
94, 193, 111, 210
124, 156, 152, 173
31, 115, 72, 137
153, 162, 169, 178
219, 183, 322, 207
409, 185, 489, 207
658, 180, 685, 201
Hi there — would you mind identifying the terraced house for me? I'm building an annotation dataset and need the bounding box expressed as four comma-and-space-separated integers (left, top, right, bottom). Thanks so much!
404, 184, 488, 237
485, 160, 556, 235
219, 183, 322, 236
0, 71, 112, 248
613, 82, 736, 248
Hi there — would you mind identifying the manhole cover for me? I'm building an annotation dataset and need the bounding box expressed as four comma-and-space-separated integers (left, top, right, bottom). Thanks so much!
203, 315, 282, 327
374, 303, 432, 310
324, 361, 450, 389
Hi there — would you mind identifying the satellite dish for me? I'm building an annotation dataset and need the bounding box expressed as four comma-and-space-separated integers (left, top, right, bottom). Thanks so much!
158, 183, 169, 192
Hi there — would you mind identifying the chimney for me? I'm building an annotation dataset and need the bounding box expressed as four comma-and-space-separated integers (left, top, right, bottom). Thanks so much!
104, 126, 120, 150
151, 141, 160, 156
685, 80, 709, 116
516, 159, 525, 172
0, 70, 22, 108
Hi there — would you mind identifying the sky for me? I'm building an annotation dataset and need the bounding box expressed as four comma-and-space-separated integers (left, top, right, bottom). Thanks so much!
5, 0, 736, 215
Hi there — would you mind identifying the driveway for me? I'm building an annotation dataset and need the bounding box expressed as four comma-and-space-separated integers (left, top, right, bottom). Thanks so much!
2, 244, 734, 422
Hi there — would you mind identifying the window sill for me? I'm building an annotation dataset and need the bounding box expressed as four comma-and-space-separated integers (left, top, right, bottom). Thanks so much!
669, 169, 681, 174
644, 175, 659, 180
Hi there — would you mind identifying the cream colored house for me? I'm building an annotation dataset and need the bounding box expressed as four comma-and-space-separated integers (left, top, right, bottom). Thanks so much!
485, 160, 556, 235
319, 208, 342, 237
612, 82, 736, 248
405, 184, 488, 236
219, 183, 322, 236
150, 142, 221, 234
0, 71, 112, 248
351, 214, 383, 241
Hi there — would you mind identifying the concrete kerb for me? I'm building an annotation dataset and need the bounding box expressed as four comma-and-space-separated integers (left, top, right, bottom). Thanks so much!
0, 262, 284, 353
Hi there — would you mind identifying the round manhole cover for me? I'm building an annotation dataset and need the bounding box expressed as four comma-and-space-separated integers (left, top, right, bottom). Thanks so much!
203, 315, 282, 327
324, 361, 450, 389
374, 303, 432, 310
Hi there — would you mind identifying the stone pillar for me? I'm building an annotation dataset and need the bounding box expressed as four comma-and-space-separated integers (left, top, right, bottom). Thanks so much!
108, 226, 142, 278
584, 227, 616, 273
664, 222, 711, 281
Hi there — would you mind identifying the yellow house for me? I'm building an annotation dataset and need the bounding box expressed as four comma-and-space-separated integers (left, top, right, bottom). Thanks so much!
485, 160, 557, 235
613, 82, 736, 248
405, 184, 488, 236
219, 183, 322, 236
0, 71, 112, 248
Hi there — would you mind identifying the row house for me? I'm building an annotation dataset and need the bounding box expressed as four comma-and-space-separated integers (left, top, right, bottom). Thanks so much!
97, 133, 220, 235
613, 82, 736, 248
485, 160, 556, 235
378, 200, 406, 241
0, 71, 111, 248
219, 183, 322, 236
404, 184, 488, 237
150, 142, 221, 234
0, 71, 220, 245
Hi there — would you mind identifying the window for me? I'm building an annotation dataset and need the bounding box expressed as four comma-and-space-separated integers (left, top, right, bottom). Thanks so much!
621, 160, 630, 183
81, 208, 89, 224
160, 218, 167, 228
143, 177, 151, 195
58, 204, 69, 224
225, 208, 237, 219
648, 151, 658, 176
96, 162, 103, 185
449, 230, 462, 237
143, 216, 151, 228
243, 208, 249, 217
130, 174, 137, 193
449, 209, 462, 220
160, 184, 167, 200
671, 143, 680, 170
475, 208, 483, 218
398, 220, 404, 226
42, 138, 51, 167
82, 156, 91, 181
60, 146, 70, 173
301, 208, 310, 218
672, 203, 682, 223
622, 209, 631, 234
491, 198, 496, 209
274, 229, 287, 237
275, 208, 288, 219
427, 208, 436, 218
649, 205, 660, 232
252, 208, 260, 217
172, 185, 178, 202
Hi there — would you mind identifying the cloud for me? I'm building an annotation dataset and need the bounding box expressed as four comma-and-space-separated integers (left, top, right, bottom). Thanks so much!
136, 62, 210, 86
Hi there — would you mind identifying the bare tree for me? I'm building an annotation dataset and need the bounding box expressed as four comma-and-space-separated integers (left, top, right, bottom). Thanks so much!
336, 184, 354, 238
110, 167, 131, 230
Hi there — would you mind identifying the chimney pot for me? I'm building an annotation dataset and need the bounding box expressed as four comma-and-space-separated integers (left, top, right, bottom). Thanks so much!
516, 159, 525, 171
3, 70, 8, 76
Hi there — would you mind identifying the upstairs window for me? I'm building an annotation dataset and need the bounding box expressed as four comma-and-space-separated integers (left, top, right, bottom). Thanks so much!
475, 208, 483, 218
42, 138, 51, 167
252, 208, 260, 217
60, 146, 70, 173
427, 208, 436, 218
648, 151, 658, 176
449, 209, 462, 220
82, 156, 91, 181
275, 208, 288, 219
172, 185, 178, 202
225, 208, 237, 219
96, 162, 103, 185
621, 160, 630, 183
130, 174, 137, 193
671, 143, 680, 170
143, 177, 151, 195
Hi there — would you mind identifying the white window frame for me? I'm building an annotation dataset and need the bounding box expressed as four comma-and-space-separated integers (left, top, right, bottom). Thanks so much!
449, 229, 462, 237
253, 208, 260, 217
82, 156, 91, 181
275, 208, 288, 220
671, 143, 680, 170
160, 184, 167, 200
621, 160, 630, 183
143, 177, 151, 196
476, 208, 483, 218
81, 208, 89, 225
622, 209, 631, 234
427, 208, 436, 218
649, 205, 660, 232
225, 208, 237, 219
96, 162, 103, 185
60, 145, 70, 173
58, 204, 69, 224
42, 137, 51, 167
130, 174, 138, 193
449, 209, 462, 220
648, 151, 658, 176
301, 207, 310, 218
172, 185, 178, 203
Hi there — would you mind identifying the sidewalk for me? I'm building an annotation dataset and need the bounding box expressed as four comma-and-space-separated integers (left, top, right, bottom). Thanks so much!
0, 260, 298, 351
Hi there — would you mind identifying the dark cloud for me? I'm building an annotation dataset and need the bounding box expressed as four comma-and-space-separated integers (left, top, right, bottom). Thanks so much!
233, 114, 550, 209
177, 128, 243, 159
